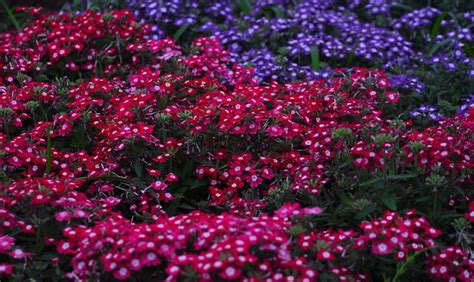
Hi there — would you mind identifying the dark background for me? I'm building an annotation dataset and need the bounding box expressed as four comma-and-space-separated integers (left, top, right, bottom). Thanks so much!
4, 0, 67, 9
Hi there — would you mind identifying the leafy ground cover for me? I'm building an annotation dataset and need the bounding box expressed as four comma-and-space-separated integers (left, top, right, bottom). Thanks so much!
0, 2, 472, 282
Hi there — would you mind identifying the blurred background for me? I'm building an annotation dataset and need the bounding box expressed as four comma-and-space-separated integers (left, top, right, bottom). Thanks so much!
3, 0, 65, 9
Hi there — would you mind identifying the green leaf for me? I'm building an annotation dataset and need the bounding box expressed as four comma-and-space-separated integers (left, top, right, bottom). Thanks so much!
310, 46, 320, 71
358, 177, 382, 187
428, 38, 452, 56
173, 24, 190, 42
464, 43, 474, 58
178, 203, 197, 210
133, 159, 144, 178
346, 50, 355, 66
288, 225, 306, 236
44, 132, 53, 174
380, 194, 397, 210
391, 3, 413, 12
190, 179, 207, 189
0, 0, 20, 31
430, 12, 447, 41
238, 0, 252, 13
271, 6, 284, 18
338, 191, 351, 204
386, 173, 418, 180
447, 12, 459, 26
79, 175, 147, 189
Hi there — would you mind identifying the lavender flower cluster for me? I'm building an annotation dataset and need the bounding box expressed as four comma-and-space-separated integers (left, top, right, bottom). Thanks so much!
458, 94, 474, 116
409, 105, 444, 121
390, 74, 424, 93
393, 7, 442, 30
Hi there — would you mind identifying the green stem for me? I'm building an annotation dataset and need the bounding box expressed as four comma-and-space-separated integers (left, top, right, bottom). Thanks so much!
2, 116, 10, 136
238, 0, 252, 13
173, 24, 189, 42
390, 248, 430, 282
310, 46, 321, 71
0, 0, 20, 31
45, 132, 52, 174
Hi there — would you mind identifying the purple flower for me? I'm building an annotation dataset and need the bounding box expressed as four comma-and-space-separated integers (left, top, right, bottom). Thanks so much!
457, 95, 474, 116
393, 8, 442, 30
390, 74, 424, 93
239, 48, 283, 81
364, 0, 400, 15
409, 105, 444, 121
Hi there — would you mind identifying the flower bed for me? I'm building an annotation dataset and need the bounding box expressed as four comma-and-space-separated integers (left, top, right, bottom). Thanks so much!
0, 7, 473, 282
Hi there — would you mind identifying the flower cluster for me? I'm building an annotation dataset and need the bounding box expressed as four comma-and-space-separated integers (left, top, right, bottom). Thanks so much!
355, 210, 440, 260
393, 8, 442, 30
0, 8, 473, 282
390, 74, 424, 93
409, 105, 444, 121
57, 205, 325, 281
57, 208, 462, 281
458, 94, 474, 116
403, 115, 473, 172
428, 247, 474, 282
0, 9, 149, 80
